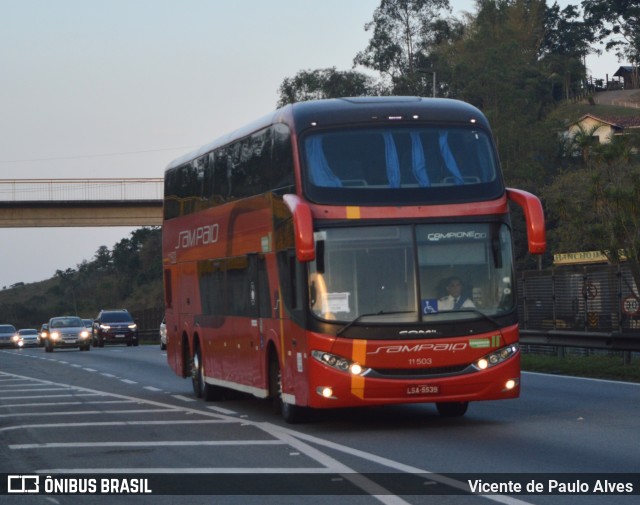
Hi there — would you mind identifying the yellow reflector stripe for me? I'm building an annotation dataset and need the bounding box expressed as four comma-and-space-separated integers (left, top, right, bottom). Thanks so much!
346, 207, 361, 219
351, 339, 367, 399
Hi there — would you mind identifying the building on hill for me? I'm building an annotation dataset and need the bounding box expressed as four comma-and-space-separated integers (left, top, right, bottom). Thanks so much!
567, 114, 640, 145
613, 66, 639, 90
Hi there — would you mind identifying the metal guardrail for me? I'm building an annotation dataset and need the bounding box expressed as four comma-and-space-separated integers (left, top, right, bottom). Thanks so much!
518, 264, 640, 354
520, 329, 640, 352
0, 178, 163, 202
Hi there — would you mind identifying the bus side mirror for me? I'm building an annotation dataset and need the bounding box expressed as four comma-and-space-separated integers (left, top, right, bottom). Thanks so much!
283, 194, 315, 262
506, 188, 546, 255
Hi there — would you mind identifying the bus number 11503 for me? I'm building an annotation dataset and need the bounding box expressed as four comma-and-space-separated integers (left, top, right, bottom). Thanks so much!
408, 358, 432, 366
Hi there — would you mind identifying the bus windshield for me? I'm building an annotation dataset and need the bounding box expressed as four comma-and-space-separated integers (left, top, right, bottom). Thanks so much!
302, 126, 502, 205
308, 223, 514, 324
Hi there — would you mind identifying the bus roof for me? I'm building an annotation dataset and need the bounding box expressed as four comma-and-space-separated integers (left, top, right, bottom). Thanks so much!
165, 97, 492, 172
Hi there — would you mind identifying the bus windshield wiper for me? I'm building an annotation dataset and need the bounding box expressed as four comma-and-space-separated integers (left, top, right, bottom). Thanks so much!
336, 310, 415, 336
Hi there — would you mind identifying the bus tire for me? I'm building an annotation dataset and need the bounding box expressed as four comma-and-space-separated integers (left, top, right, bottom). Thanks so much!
269, 355, 305, 424
436, 401, 469, 417
191, 345, 223, 401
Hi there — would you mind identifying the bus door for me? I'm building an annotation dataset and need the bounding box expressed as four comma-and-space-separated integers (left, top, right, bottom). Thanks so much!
226, 254, 271, 391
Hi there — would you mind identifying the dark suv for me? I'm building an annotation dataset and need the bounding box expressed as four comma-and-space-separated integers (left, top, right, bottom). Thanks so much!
93, 309, 139, 347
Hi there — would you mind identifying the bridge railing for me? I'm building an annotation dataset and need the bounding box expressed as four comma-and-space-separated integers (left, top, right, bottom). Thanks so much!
0, 178, 163, 202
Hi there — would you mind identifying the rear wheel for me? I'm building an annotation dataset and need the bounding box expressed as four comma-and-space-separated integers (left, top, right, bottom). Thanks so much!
436, 401, 469, 417
191, 346, 223, 401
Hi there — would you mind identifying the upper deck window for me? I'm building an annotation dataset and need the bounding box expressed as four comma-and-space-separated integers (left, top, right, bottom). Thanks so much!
301, 126, 503, 205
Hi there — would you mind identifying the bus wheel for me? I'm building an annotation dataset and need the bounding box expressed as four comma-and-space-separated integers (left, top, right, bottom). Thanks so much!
436, 401, 469, 417
269, 356, 305, 424
191, 346, 223, 401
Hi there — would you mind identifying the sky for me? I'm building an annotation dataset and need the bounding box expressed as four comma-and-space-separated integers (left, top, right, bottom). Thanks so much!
0, 0, 624, 289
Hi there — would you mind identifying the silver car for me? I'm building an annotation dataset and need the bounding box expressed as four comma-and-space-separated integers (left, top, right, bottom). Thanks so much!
45, 316, 91, 352
0, 324, 19, 348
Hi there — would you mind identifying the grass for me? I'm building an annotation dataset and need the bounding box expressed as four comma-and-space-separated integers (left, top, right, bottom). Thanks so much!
521, 353, 640, 383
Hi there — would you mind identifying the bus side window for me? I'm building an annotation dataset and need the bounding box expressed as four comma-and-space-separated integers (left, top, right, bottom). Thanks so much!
258, 256, 272, 318
277, 250, 305, 323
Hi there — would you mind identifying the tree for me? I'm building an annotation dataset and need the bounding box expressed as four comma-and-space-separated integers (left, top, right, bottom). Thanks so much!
277, 68, 378, 106
544, 133, 640, 284
353, 0, 452, 95
541, 2, 591, 99
93, 246, 112, 272
434, 0, 556, 189
582, 0, 640, 77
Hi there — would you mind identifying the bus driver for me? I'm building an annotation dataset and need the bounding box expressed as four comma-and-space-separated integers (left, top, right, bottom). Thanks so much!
438, 276, 475, 311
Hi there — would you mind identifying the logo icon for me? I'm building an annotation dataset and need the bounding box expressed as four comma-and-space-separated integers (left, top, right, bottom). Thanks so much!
7, 475, 40, 494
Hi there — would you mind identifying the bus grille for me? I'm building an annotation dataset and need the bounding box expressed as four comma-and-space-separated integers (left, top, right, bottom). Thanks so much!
371, 364, 469, 378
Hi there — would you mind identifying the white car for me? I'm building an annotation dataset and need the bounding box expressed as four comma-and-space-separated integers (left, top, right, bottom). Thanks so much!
18, 329, 39, 347
160, 317, 167, 350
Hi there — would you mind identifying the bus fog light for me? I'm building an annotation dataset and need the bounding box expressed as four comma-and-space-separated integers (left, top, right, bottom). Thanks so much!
317, 387, 335, 399
504, 378, 519, 390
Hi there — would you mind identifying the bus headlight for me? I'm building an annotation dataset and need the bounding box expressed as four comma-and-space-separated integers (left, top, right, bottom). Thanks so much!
311, 350, 370, 376
473, 343, 519, 371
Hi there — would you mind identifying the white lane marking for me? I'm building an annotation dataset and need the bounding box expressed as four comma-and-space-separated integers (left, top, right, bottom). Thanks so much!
0, 408, 177, 418
0, 370, 534, 503
0, 400, 135, 408
38, 467, 337, 474
0, 393, 103, 400
11, 440, 285, 450
172, 394, 196, 402
206, 405, 237, 415
0, 420, 234, 433
265, 424, 535, 505
523, 370, 640, 386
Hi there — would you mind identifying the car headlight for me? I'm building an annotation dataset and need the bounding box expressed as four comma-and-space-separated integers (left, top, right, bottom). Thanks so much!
473, 343, 519, 370
80, 330, 89, 338
311, 350, 370, 376
50, 331, 60, 340
11, 335, 20, 342
99, 324, 111, 331
128, 323, 137, 330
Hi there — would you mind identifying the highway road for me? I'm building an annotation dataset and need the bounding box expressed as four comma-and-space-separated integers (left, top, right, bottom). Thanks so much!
0, 345, 638, 504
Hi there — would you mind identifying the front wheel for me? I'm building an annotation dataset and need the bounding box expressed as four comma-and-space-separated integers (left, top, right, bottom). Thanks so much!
436, 401, 469, 417
269, 355, 305, 424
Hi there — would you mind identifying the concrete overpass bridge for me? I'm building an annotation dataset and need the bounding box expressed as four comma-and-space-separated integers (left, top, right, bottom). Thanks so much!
0, 179, 163, 227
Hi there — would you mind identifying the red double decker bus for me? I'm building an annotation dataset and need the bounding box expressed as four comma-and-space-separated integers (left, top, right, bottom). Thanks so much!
162, 97, 545, 422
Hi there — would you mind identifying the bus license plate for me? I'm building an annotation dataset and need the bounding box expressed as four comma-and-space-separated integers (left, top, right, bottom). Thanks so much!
407, 385, 439, 395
